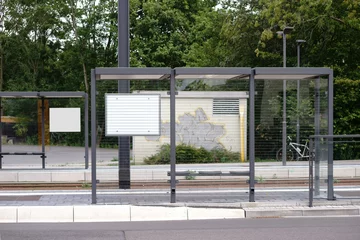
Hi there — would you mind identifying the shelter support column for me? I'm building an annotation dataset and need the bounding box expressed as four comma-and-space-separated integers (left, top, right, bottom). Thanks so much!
91, 69, 97, 204
314, 78, 320, 196
41, 97, 46, 169
327, 72, 334, 200
170, 69, 176, 203
0, 98, 2, 169
249, 70, 255, 202
85, 93, 89, 169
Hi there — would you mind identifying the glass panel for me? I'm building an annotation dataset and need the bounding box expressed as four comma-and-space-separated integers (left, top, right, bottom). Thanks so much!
333, 137, 360, 200
174, 78, 250, 204
1, 97, 86, 169
96, 79, 170, 204
254, 78, 328, 202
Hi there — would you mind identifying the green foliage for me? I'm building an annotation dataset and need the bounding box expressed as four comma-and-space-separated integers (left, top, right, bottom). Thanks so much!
81, 182, 91, 189
255, 176, 265, 183
334, 78, 360, 160
185, 170, 196, 180
13, 118, 30, 137
144, 144, 240, 165
1, 0, 360, 152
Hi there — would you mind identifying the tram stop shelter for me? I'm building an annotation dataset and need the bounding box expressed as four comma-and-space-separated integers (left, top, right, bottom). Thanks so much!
0, 91, 89, 169
91, 67, 333, 205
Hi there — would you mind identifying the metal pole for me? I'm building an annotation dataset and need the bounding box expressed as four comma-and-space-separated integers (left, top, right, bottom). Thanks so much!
0, 0, 4, 92
296, 40, 305, 161
41, 97, 45, 169
315, 77, 320, 196
170, 69, 176, 203
309, 139, 314, 207
118, 0, 130, 189
249, 70, 255, 202
327, 72, 335, 200
91, 69, 97, 204
0, 97, 2, 169
282, 32, 287, 166
0, 1, 4, 169
84, 93, 89, 169
296, 43, 300, 161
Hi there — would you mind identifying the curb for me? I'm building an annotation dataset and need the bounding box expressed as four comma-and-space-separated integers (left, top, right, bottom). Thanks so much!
0, 205, 245, 223
244, 206, 360, 218
0, 205, 359, 223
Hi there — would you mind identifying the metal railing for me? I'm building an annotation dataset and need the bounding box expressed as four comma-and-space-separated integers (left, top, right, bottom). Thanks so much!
309, 134, 360, 207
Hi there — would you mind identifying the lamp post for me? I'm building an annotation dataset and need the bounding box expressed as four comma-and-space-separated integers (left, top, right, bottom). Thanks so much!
0, 0, 4, 92
296, 40, 306, 160
277, 26, 294, 166
118, 0, 131, 189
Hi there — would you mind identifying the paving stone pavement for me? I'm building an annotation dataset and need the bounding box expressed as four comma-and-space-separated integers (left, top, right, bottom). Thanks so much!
0, 190, 350, 206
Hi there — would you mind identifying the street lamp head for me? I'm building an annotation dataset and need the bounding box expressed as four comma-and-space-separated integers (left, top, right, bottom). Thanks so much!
296, 39, 306, 44
276, 31, 284, 36
283, 26, 294, 34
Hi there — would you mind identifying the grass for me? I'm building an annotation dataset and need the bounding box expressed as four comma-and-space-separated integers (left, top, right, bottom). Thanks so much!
81, 182, 91, 189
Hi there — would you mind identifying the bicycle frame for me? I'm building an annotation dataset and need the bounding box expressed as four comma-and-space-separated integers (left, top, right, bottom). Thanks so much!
289, 141, 309, 159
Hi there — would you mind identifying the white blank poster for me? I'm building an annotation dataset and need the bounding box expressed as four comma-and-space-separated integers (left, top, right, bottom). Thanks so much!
105, 94, 160, 136
50, 108, 81, 132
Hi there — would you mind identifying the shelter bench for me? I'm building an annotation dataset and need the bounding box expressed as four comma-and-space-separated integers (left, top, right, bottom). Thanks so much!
0, 152, 46, 169
167, 170, 250, 177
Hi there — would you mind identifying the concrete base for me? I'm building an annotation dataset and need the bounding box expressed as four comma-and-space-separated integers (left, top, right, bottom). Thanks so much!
244, 206, 360, 218
0, 205, 246, 223
1, 204, 360, 223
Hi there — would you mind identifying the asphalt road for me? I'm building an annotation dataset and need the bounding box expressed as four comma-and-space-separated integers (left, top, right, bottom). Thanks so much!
1, 145, 360, 168
0, 217, 359, 240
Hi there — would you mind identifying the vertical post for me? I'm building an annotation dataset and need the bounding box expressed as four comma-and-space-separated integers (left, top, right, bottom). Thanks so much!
249, 70, 255, 202
91, 69, 97, 204
84, 93, 89, 169
0, 0, 3, 92
309, 139, 314, 207
327, 72, 335, 200
314, 78, 320, 196
118, 0, 130, 189
0, 97, 2, 169
282, 32, 287, 166
41, 97, 45, 169
170, 69, 176, 203
296, 40, 305, 161
296, 44, 301, 161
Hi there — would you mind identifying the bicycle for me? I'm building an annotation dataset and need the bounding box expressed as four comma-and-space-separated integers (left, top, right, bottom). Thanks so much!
276, 136, 310, 161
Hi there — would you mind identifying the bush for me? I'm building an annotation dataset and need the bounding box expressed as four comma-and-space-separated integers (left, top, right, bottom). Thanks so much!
144, 144, 240, 165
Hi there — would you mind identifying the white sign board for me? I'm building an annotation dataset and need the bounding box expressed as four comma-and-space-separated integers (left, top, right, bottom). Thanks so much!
50, 108, 81, 132
105, 94, 161, 136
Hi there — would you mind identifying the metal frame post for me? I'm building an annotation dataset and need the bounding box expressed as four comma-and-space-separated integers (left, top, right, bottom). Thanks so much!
296, 49, 300, 161
249, 70, 255, 202
314, 78, 320, 196
170, 69, 176, 203
309, 139, 314, 207
84, 93, 89, 169
41, 97, 46, 169
91, 69, 97, 204
327, 72, 335, 200
282, 32, 287, 166
0, 97, 2, 169
118, 0, 131, 189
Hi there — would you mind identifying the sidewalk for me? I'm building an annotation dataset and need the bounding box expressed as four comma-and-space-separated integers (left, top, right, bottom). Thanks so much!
0, 188, 360, 223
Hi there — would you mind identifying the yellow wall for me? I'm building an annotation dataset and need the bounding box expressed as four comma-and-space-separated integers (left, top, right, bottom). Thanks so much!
133, 92, 247, 163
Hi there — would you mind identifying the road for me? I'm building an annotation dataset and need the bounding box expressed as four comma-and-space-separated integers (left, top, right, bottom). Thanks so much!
1, 145, 360, 168
0, 217, 359, 240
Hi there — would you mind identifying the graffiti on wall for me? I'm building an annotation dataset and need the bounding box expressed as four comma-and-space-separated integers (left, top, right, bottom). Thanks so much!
146, 108, 225, 150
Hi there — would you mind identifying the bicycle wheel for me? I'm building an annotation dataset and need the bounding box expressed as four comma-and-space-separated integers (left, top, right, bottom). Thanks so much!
276, 148, 294, 161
